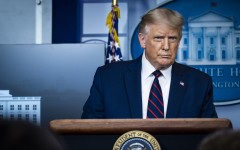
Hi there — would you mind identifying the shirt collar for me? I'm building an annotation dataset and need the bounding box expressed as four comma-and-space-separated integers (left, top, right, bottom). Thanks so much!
141, 51, 172, 80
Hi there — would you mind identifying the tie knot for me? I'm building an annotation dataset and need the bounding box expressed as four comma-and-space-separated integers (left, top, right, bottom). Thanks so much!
152, 70, 162, 78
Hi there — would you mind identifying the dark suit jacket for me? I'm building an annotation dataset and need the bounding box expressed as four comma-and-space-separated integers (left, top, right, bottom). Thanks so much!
81, 56, 218, 118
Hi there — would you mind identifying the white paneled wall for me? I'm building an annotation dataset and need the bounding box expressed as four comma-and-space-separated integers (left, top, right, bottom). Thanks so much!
0, 0, 52, 44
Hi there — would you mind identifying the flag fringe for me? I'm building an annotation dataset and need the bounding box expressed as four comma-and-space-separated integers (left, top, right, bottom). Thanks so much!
106, 7, 121, 45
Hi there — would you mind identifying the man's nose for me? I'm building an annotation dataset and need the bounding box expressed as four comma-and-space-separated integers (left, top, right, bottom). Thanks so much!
162, 37, 169, 51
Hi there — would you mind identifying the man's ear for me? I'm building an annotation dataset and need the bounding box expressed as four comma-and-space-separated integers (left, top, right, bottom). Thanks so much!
138, 33, 146, 49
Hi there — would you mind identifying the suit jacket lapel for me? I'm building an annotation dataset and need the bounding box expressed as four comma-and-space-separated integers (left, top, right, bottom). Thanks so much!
167, 62, 188, 118
124, 57, 142, 118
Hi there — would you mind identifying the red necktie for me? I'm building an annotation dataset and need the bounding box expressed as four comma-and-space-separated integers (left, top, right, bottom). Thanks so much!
147, 70, 164, 118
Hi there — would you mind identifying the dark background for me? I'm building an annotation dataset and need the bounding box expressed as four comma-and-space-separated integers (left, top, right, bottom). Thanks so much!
52, 0, 80, 43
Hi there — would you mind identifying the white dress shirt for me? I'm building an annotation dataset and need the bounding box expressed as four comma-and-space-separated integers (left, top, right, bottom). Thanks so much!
141, 52, 172, 118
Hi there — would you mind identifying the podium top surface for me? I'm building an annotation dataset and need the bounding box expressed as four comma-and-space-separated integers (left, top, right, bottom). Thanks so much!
49, 118, 232, 135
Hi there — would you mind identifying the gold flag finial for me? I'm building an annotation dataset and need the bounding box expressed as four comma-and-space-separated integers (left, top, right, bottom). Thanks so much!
112, 0, 118, 7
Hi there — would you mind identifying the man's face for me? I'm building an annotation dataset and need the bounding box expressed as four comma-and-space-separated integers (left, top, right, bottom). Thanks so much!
138, 23, 181, 70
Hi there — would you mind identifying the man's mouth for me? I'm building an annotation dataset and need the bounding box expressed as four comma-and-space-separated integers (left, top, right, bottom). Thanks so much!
159, 55, 171, 58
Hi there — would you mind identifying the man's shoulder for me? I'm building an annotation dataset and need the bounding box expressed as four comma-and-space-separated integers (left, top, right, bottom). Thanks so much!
99, 58, 140, 72
174, 62, 211, 79
104, 60, 134, 67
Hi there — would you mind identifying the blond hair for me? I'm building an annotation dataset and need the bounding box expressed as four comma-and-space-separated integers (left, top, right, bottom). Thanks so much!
139, 8, 184, 38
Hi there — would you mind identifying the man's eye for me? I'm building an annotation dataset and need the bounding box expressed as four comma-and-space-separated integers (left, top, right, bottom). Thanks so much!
154, 36, 164, 41
168, 37, 178, 42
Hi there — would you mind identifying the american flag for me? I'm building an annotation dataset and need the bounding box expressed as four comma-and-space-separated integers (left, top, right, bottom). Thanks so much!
105, 5, 123, 64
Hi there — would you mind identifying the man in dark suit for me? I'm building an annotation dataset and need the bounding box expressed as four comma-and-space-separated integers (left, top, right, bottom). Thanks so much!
81, 8, 217, 119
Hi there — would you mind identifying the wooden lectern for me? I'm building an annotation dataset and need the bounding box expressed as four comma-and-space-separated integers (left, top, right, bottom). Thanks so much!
50, 119, 232, 150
